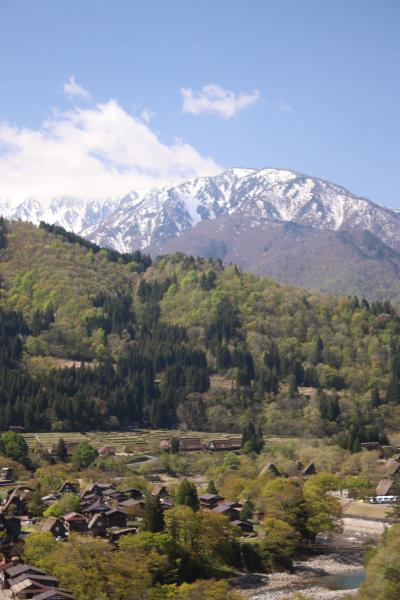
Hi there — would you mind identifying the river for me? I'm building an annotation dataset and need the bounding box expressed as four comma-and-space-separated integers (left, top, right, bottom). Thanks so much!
233, 554, 365, 600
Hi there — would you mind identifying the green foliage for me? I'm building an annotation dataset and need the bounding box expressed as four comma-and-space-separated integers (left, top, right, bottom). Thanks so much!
359, 524, 400, 600
55, 438, 68, 462
143, 494, 165, 533
71, 442, 98, 469
43, 493, 81, 518
176, 479, 199, 511
0, 431, 29, 464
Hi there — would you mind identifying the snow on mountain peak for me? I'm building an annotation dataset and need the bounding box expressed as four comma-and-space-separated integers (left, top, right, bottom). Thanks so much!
2, 167, 400, 255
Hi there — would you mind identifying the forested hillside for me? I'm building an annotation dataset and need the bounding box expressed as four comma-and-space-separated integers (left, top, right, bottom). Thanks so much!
1, 218, 400, 443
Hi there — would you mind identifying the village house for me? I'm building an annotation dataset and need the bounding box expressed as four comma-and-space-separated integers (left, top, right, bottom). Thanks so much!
151, 485, 168, 499
81, 499, 110, 516
302, 462, 317, 477
88, 513, 107, 537
1, 564, 48, 590
10, 576, 50, 598
207, 439, 242, 452
0, 467, 14, 482
39, 517, 67, 539
210, 501, 241, 520
118, 498, 145, 517
34, 590, 74, 600
57, 482, 78, 495
199, 493, 224, 510
376, 477, 400, 497
109, 527, 137, 543
98, 446, 116, 458
178, 438, 204, 452
231, 519, 254, 533
259, 462, 281, 477
105, 509, 127, 528
63, 512, 88, 533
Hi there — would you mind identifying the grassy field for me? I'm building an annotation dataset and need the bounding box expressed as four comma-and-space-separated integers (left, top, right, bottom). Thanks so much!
342, 501, 393, 520
22, 430, 242, 454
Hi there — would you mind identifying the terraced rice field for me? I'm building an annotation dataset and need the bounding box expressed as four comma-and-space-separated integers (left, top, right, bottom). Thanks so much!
22, 430, 241, 453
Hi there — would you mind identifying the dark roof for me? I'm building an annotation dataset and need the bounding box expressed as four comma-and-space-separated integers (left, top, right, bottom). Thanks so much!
9, 573, 59, 586
199, 493, 223, 502
302, 462, 317, 476
260, 462, 281, 477
34, 590, 74, 600
208, 439, 242, 450
5, 564, 46, 578
179, 438, 203, 450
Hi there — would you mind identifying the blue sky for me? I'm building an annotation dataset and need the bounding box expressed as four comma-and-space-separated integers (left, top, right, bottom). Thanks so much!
0, 0, 399, 207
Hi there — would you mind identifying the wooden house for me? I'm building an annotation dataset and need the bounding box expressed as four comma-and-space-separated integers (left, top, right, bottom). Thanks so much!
199, 493, 224, 509
63, 513, 88, 533
118, 498, 145, 517
207, 439, 242, 452
105, 509, 127, 528
259, 462, 281, 477
376, 478, 400, 496
98, 446, 116, 458
88, 513, 107, 537
34, 590, 74, 600
110, 527, 137, 543
9, 577, 49, 598
0, 467, 13, 482
151, 485, 168, 499
231, 519, 254, 533
1, 564, 47, 590
210, 502, 241, 520
178, 438, 203, 452
302, 462, 317, 477
57, 482, 78, 495
39, 517, 67, 539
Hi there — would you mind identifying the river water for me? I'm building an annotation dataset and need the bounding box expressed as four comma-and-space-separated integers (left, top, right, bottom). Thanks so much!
313, 568, 366, 590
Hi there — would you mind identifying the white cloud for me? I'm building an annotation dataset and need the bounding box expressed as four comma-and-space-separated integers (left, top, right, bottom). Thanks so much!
180, 83, 260, 119
0, 100, 221, 206
63, 76, 91, 101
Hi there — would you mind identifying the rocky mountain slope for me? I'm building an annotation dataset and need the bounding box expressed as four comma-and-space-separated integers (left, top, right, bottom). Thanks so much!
2, 167, 400, 300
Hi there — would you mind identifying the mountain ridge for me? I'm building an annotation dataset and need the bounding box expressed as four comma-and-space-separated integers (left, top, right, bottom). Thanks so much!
2, 166, 400, 300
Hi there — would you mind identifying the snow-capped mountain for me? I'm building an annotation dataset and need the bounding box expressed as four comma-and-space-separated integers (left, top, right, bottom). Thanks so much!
90, 167, 400, 254
2, 167, 400, 255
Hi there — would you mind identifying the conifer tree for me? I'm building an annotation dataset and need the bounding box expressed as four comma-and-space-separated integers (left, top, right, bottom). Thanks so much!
176, 478, 199, 511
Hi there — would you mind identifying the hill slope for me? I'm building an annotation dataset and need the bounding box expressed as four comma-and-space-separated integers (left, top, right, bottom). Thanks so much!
3, 167, 400, 301
1, 219, 400, 442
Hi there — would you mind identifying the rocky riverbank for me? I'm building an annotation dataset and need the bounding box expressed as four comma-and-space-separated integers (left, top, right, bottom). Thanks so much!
233, 554, 364, 600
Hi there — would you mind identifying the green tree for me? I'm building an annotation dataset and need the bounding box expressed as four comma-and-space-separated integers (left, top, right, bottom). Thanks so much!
43, 493, 81, 518
261, 517, 300, 566
55, 438, 68, 462
0, 431, 29, 464
176, 479, 199, 511
71, 442, 98, 469
143, 493, 165, 533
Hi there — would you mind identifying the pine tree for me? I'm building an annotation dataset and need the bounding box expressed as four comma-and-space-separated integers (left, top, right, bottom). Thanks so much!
371, 386, 381, 408
206, 480, 218, 494
176, 478, 199, 511
143, 494, 164, 532
56, 438, 68, 462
